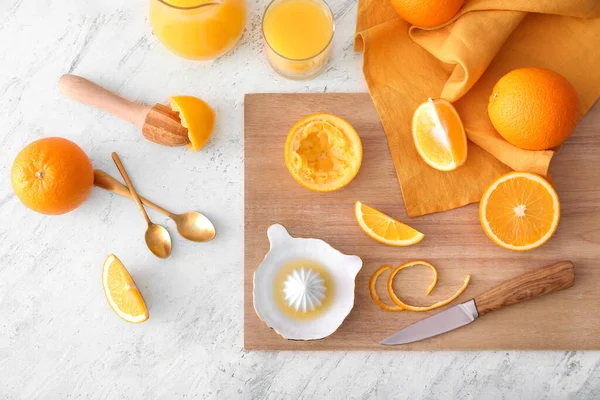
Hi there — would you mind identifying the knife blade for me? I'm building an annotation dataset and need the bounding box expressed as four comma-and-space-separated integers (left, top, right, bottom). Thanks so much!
380, 261, 575, 346
380, 299, 478, 345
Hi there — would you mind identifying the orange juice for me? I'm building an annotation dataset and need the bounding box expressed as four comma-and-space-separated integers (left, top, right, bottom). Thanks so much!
262, 0, 334, 79
150, 0, 246, 61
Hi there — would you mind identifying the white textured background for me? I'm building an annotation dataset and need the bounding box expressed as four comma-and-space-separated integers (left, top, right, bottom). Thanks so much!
0, 0, 599, 398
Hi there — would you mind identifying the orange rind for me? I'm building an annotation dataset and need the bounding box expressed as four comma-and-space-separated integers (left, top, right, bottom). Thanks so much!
369, 260, 470, 312
369, 266, 403, 312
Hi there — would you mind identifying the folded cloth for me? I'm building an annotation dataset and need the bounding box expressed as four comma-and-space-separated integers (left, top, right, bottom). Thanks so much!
355, 0, 600, 217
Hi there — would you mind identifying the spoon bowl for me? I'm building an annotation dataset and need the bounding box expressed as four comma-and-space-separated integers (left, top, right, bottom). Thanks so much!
145, 223, 172, 258
172, 212, 216, 242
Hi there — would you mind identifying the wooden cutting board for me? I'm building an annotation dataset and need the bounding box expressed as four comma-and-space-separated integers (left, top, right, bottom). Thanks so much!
244, 93, 600, 350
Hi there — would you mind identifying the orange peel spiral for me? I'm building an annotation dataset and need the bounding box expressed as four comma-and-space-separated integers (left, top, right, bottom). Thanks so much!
369, 260, 471, 312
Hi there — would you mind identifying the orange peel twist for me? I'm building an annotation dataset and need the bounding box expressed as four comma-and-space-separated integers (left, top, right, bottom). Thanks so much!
369, 260, 471, 312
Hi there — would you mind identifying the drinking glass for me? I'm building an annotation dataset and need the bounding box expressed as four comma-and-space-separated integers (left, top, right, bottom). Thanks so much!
262, 0, 334, 79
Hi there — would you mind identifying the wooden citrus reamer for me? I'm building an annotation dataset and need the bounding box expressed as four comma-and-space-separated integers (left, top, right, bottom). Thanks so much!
58, 74, 189, 147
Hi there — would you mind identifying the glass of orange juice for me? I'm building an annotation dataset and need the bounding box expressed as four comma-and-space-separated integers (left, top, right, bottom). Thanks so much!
150, 0, 246, 61
262, 0, 334, 79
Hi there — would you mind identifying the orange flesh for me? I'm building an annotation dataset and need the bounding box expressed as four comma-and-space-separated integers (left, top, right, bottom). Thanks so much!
103, 255, 148, 323
484, 176, 557, 247
106, 266, 147, 317
435, 101, 467, 162
358, 203, 424, 243
362, 211, 414, 239
294, 123, 350, 181
285, 114, 362, 192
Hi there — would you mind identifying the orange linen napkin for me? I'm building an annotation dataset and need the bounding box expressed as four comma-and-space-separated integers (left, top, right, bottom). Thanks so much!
355, 0, 600, 217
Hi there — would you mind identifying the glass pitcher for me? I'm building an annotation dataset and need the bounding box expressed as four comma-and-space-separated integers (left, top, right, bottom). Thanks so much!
150, 0, 246, 61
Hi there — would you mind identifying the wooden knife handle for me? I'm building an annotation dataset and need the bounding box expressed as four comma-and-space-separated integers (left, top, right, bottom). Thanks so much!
58, 74, 150, 129
474, 261, 574, 316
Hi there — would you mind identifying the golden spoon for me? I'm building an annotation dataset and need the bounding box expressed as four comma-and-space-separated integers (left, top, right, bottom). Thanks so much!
94, 170, 216, 243
111, 153, 172, 259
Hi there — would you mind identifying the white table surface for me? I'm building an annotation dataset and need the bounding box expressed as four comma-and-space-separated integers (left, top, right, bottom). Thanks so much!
1, 0, 599, 398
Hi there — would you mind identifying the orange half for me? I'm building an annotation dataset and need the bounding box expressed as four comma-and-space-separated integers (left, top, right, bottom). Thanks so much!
412, 98, 467, 171
169, 95, 216, 152
284, 113, 363, 192
102, 255, 149, 323
480, 172, 560, 251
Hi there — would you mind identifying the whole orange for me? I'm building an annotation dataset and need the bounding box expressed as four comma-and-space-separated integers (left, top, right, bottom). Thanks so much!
11, 137, 94, 215
389, 0, 464, 28
488, 67, 580, 151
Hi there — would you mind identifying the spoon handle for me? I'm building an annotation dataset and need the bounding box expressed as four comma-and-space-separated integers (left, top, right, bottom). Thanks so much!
111, 153, 152, 226
93, 170, 174, 218
58, 74, 150, 129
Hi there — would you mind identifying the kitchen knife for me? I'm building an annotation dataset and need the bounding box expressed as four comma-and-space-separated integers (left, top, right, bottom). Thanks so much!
380, 261, 574, 346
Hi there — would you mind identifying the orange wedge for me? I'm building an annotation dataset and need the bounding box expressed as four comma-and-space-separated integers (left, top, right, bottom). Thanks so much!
355, 201, 424, 246
169, 95, 215, 152
284, 113, 363, 193
480, 171, 560, 251
102, 255, 148, 323
412, 98, 467, 171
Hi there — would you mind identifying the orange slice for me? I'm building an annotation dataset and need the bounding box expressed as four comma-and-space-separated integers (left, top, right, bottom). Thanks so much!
169, 95, 215, 152
355, 201, 424, 246
480, 171, 560, 251
369, 261, 471, 312
412, 98, 467, 171
284, 113, 362, 192
102, 255, 148, 323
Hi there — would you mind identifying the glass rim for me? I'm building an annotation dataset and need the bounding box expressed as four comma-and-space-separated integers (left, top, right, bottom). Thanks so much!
154, 0, 222, 10
261, 0, 335, 62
